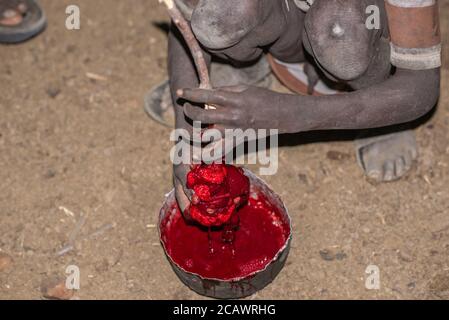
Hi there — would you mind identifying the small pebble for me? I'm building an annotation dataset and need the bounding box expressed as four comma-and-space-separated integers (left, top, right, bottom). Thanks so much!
362, 227, 370, 233
46, 86, 61, 98
335, 252, 347, 261
0, 253, 13, 271
398, 249, 413, 262
297, 173, 309, 185
319, 250, 334, 261
319, 249, 347, 262
41, 278, 74, 300
43, 169, 57, 179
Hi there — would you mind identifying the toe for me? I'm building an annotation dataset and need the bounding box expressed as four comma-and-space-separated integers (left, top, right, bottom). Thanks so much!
367, 169, 382, 181
409, 147, 418, 160
395, 157, 406, 177
383, 160, 395, 181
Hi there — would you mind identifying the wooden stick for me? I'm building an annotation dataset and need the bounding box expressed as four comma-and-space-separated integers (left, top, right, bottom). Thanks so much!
160, 0, 216, 110
159, 0, 211, 90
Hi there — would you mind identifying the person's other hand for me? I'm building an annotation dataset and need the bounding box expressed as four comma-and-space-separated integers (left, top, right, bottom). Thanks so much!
173, 163, 193, 213
177, 85, 285, 130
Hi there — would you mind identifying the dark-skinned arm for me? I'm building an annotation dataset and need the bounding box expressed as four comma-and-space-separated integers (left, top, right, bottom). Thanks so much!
178, 68, 440, 134
168, 24, 211, 211
168, 25, 211, 133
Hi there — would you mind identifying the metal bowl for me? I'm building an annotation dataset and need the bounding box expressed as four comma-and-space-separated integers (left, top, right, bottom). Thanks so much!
158, 169, 292, 299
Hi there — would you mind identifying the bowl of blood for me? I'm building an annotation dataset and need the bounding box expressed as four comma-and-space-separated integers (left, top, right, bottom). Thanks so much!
158, 166, 292, 299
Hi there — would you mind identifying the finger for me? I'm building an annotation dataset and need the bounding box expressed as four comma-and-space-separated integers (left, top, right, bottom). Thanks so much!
201, 138, 240, 163
216, 85, 248, 93
184, 103, 233, 124
383, 160, 395, 182
173, 165, 193, 198
177, 88, 234, 106
203, 124, 225, 136
175, 180, 191, 212
176, 115, 202, 143
192, 143, 203, 162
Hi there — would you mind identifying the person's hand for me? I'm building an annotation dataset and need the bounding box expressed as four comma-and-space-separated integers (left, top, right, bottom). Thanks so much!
177, 85, 285, 131
177, 85, 287, 161
173, 163, 193, 213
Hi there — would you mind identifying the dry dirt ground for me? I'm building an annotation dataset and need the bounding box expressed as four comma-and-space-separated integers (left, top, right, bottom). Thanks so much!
0, 0, 449, 300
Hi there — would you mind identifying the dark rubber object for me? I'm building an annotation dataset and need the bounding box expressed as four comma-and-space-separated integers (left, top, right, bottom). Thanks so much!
0, 0, 46, 44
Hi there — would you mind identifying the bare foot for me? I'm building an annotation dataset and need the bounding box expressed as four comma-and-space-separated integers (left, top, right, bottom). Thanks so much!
355, 130, 418, 182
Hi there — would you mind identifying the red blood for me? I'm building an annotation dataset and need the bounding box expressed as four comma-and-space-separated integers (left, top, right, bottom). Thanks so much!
161, 193, 290, 280
193, 184, 212, 201
185, 164, 250, 227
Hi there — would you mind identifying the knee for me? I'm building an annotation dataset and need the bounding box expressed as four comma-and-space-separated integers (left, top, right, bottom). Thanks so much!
191, 0, 260, 50
303, 0, 384, 81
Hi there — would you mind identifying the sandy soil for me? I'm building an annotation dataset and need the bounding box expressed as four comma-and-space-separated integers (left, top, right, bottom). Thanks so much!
0, 0, 449, 300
